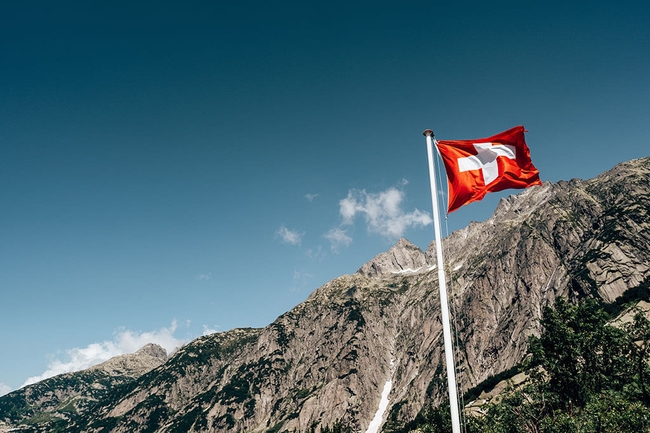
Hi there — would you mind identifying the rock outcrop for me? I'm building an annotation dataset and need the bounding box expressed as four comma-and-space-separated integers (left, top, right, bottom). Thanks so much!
358, 238, 428, 277
89, 343, 168, 377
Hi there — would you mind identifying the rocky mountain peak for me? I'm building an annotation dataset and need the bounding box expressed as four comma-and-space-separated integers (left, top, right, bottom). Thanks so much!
89, 343, 168, 378
357, 237, 427, 278
491, 181, 554, 222
0, 344, 170, 431
136, 343, 168, 361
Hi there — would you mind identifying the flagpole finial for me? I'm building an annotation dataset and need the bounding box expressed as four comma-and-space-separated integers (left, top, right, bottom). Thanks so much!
423, 129, 435, 138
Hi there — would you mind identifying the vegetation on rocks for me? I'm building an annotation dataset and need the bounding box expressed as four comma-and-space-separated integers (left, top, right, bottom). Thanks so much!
402, 298, 650, 433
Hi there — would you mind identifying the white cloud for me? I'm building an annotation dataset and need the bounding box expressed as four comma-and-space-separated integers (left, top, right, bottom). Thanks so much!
195, 272, 213, 281
293, 269, 311, 280
324, 227, 353, 252
0, 382, 11, 397
202, 325, 220, 336
305, 246, 322, 260
339, 185, 432, 239
305, 193, 319, 202
276, 225, 304, 245
22, 321, 184, 388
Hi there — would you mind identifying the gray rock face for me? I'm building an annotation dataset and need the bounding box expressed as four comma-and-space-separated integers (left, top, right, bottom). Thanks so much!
358, 238, 428, 277
88, 343, 168, 378
136, 343, 168, 360
2, 157, 649, 433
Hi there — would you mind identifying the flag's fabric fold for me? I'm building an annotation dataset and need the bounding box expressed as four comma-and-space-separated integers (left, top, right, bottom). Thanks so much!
436, 125, 541, 213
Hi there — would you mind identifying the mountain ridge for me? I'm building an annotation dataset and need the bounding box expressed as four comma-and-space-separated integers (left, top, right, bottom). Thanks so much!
1, 156, 648, 433
0, 344, 168, 433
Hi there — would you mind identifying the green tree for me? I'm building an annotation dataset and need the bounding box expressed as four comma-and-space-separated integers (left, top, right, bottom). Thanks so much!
528, 298, 633, 412
624, 310, 650, 405
399, 299, 650, 433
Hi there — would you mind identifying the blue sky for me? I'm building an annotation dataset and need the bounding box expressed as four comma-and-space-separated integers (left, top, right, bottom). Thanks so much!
1, 0, 649, 393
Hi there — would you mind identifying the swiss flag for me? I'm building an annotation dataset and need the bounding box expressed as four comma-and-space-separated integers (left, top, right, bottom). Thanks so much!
436, 126, 541, 213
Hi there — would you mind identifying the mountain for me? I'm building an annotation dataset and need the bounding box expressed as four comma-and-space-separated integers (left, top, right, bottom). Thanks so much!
1, 157, 648, 433
0, 344, 167, 432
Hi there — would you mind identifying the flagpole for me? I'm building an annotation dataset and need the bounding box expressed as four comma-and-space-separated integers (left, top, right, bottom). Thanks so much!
423, 129, 461, 433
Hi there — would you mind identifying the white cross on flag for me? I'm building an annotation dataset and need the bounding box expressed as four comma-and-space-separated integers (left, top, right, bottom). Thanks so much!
435, 126, 541, 212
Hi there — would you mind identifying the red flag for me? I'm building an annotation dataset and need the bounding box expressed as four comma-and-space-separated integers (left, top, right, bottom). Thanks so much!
436, 126, 541, 213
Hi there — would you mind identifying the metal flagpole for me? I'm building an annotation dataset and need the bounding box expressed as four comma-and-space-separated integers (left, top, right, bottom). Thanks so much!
423, 129, 461, 433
